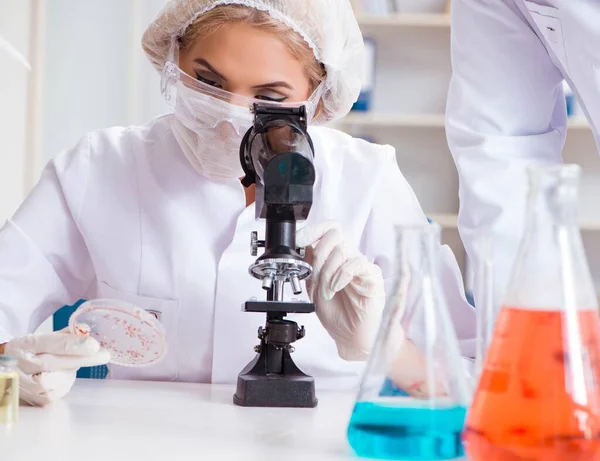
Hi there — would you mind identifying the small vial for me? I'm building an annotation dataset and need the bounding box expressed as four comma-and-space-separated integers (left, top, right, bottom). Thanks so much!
0, 356, 19, 424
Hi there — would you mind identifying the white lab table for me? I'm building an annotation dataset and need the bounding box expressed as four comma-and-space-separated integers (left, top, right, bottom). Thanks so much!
1, 379, 361, 461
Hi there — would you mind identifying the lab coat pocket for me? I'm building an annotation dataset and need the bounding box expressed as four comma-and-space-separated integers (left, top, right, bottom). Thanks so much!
96, 281, 179, 382
524, 1, 569, 73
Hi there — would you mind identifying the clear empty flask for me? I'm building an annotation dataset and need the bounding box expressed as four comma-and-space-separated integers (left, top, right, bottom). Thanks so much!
474, 236, 498, 382
464, 164, 600, 461
347, 223, 472, 460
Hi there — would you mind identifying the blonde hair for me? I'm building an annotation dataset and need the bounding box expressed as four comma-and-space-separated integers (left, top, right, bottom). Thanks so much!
179, 5, 326, 93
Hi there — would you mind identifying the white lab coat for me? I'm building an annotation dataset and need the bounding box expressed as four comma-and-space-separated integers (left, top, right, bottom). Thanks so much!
0, 115, 475, 389
447, 0, 600, 305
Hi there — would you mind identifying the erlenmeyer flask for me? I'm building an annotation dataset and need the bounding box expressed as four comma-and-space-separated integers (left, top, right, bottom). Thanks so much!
474, 236, 498, 381
464, 164, 600, 461
347, 223, 472, 460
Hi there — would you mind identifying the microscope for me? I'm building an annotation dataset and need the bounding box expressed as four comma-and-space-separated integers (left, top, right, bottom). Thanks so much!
233, 104, 318, 408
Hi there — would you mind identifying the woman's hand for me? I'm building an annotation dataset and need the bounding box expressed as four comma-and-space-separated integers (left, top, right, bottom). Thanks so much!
296, 221, 386, 361
4, 329, 110, 407
388, 339, 448, 398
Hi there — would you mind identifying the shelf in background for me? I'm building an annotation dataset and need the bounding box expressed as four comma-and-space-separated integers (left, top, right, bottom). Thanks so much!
338, 113, 592, 131
582, 221, 600, 232
428, 213, 458, 229
357, 13, 451, 28
338, 113, 445, 128
428, 213, 600, 232
569, 117, 593, 130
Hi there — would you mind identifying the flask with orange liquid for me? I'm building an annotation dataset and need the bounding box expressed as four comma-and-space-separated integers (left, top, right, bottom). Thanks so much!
464, 164, 600, 461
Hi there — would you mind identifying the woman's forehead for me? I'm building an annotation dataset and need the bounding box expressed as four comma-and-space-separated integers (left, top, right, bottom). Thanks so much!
185, 22, 309, 84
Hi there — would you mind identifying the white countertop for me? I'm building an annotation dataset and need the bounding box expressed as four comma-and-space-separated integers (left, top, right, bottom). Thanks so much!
1, 379, 361, 461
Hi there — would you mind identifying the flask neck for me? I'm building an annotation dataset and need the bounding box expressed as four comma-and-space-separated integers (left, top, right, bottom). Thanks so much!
505, 165, 597, 312
526, 167, 579, 232
398, 225, 441, 282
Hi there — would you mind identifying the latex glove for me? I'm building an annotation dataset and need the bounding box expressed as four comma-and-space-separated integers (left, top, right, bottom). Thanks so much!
296, 221, 386, 361
388, 339, 448, 398
4, 328, 110, 407
385, 266, 466, 399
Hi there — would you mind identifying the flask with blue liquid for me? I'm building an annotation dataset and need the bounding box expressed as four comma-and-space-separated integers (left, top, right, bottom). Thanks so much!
347, 222, 472, 460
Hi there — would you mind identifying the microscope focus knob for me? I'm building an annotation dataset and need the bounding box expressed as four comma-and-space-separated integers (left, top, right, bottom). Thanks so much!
251, 232, 258, 256
250, 231, 265, 257
298, 326, 306, 340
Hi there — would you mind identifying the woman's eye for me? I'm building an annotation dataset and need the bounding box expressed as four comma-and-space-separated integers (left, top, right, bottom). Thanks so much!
195, 72, 222, 89
256, 94, 288, 103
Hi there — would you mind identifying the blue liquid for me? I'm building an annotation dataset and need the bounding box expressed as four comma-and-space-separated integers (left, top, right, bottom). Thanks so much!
347, 401, 467, 460
379, 379, 410, 397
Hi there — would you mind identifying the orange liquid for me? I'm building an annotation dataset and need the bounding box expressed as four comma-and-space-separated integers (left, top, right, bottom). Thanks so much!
464, 306, 600, 461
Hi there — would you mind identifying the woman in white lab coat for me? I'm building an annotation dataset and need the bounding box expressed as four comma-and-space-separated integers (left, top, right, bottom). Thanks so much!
0, 0, 475, 406
447, 0, 600, 306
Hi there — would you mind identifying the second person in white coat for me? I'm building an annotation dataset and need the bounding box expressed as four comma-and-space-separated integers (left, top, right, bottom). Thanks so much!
0, 0, 476, 406
447, 0, 600, 307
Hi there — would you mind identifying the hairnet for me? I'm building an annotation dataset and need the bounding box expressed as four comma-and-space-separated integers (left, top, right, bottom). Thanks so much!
142, 0, 364, 122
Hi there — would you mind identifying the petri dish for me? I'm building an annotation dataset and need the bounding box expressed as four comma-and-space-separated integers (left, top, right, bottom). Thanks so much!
69, 299, 167, 368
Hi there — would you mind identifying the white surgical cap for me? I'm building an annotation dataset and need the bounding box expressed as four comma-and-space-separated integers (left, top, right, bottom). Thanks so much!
142, 0, 365, 122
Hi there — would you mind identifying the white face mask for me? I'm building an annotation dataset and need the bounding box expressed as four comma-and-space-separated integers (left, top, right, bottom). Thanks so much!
162, 61, 323, 181
170, 82, 253, 181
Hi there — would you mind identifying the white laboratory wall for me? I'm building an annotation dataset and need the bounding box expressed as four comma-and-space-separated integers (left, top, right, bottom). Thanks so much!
42, 0, 168, 163
0, 0, 31, 223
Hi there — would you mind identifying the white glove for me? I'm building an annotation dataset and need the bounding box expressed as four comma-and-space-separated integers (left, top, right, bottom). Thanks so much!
388, 339, 448, 398
4, 328, 110, 407
296, 221, 386, 361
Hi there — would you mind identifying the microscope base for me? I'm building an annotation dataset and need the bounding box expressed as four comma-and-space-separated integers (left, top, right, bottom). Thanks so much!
234, 373, 317, 408
233, 348, 318, 408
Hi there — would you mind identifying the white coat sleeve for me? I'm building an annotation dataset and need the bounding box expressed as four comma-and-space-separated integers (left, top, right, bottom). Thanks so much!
0, 135, 95, 342
361, 148, 476, 358
447, 0, 567, 305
